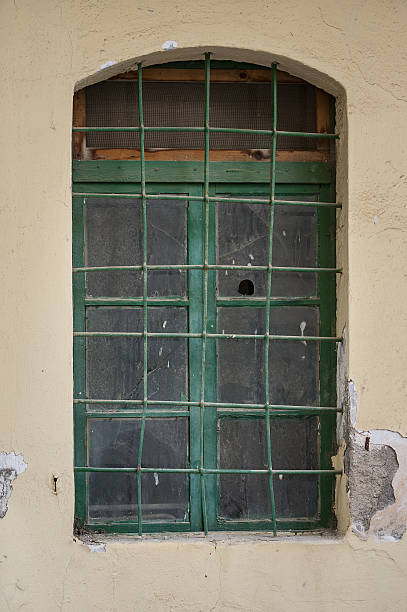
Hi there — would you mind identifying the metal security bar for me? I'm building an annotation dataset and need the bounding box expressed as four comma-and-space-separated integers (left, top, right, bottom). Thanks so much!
73, 54, 341, 534
71, 193, 341, 208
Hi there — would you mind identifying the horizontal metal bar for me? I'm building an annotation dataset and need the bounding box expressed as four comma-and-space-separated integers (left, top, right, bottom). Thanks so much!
74, 331, 342, 341
72, 192, 341, 208
85, 298, 189, 307
73, 127, 142, 133
276, 130, 339, 139
72, 126, 339, 139
73, 264, 341, 273
84, 297, 318, 308
86, 410, 189, 418
74, 466, 342, 475
216, 297, 320, 307
217, 406, 341, 414
74, 398, 341, 411
209, 127, 275, 136
273, 199, 341, 209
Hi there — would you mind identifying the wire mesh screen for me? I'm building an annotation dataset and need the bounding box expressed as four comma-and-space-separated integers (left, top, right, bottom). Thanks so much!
85, 81, 317, 150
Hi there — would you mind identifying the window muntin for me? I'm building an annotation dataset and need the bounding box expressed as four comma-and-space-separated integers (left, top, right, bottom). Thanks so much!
73, 57, 340, 535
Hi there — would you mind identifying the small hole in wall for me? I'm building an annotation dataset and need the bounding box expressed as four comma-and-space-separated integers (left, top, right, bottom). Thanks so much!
238, 279, 254, 295
53, 475, 58, 494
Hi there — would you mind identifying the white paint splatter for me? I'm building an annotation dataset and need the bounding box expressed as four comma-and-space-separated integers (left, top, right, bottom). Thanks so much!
162, 320, 167, 329
98, 60, 117, 71
162, 40, 178, 50
154, 472, 159, 486
279, 474, 283, 480
167, 360, 170, 368
87, 543, 106, 553
299, 320, 307, 346
159, 346, 163, 357
282, 230, 287, 237
249, 253, 254, 260
225, 270, 228, 276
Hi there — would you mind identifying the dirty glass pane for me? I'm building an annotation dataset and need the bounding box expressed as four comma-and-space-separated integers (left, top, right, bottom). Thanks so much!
85, 197, 186, 297
218, 417, 319, 519
86, 307, 187, 408
217, 308, 265, 404
85, 197, 142, 298
269, 306, 319, 406
87, 418, 188, 522
217, 306, 319, 406
216, 198, 317, 297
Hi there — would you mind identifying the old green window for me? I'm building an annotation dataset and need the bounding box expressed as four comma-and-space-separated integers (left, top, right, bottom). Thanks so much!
72, 55, 341, 535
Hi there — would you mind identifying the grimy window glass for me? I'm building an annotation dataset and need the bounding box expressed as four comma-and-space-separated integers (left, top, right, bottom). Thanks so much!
72, 56, 340, 535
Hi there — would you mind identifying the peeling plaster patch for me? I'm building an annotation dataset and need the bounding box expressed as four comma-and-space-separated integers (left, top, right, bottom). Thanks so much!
368, 430, 407, 541
348, 431, 398, 539
162, 40, 178, 50
348, 380, 358, 427
87, 543, 106, 553
0, 452, 27, 518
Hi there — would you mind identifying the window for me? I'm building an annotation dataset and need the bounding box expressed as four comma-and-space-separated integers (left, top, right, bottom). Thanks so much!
73, 55, 341, 535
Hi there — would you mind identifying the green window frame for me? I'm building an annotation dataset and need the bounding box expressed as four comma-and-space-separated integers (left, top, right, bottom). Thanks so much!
73, 55, 341, 535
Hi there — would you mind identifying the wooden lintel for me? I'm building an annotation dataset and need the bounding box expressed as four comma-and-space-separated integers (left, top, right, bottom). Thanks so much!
90, 149, 329, 163
109, 68, 305, 84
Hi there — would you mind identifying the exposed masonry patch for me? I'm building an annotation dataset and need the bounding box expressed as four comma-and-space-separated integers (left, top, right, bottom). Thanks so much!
348, 431, 399, 539
0, 452, 27, 518
337, 335, 407, 541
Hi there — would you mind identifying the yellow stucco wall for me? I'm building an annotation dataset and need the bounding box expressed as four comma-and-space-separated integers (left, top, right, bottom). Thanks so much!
1, 1, 407, 610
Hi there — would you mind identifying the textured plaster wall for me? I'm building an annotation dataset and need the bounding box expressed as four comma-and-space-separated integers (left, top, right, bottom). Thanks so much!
1, 0, 407, 610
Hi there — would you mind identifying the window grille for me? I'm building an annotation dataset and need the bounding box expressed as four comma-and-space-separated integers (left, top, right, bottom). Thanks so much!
72, 54, 342, 535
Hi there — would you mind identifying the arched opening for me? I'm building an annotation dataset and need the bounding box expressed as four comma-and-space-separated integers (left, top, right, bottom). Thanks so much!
72, 54, 340, 535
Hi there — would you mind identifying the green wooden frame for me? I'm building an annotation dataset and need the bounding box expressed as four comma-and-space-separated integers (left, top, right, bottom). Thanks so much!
73, 55, 340, 535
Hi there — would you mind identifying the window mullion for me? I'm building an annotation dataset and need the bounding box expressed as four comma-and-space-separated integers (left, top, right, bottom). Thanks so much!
188, 183, 204, 531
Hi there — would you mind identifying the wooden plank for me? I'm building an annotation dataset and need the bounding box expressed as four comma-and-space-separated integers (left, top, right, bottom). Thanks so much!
72, 161, 332, 184
72, 90, 86, 159
316, 88, 331, 152
110, 68, 305, 83
90, 148, 329, 162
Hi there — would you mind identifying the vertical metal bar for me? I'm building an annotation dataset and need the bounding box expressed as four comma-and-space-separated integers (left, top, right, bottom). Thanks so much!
200, 51, 211, 534
136, 62, 147, 536
264, 63, 278, 535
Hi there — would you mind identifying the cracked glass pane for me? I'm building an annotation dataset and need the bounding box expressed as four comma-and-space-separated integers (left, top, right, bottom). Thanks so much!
86, 307, 187, 409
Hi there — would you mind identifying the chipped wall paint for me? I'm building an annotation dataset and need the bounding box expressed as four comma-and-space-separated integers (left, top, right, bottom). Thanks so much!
0, 452, 27, 518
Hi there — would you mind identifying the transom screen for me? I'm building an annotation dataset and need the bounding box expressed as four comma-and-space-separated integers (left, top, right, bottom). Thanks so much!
72, 55, 341, 535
